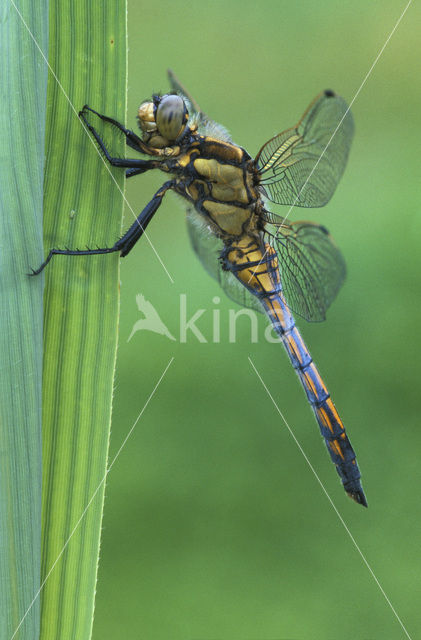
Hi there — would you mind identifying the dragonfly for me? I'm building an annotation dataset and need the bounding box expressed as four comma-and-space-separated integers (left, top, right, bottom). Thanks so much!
32, 70, 367, 507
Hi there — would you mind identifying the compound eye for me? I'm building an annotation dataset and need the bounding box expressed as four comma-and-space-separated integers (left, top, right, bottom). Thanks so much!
156, 95, 187, 141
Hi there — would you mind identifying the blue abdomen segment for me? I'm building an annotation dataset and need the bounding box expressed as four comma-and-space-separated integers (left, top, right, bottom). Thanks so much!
261, 293, 367, 507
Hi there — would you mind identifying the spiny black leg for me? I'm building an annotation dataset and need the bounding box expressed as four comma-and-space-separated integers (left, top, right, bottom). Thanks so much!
28, 181, 174, 275
126, 167, 150, 179
114, 180, 174, 256
79, 108, 156, 171
79, 105, 146, 153
28, 246, 120, 276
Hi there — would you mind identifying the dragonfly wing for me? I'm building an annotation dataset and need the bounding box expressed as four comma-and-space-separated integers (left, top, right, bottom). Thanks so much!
168, 70, 234, 143
186, 209, 263, 313
256, 90, 354, 208
274, 221, 346, 321
168, 68, 203, 115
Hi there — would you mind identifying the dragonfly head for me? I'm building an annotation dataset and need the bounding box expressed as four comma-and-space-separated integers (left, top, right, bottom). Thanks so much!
137, 94, 190, 149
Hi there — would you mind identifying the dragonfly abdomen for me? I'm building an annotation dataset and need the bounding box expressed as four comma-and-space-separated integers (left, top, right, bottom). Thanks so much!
222, 235, 366, 506
262, 293, 367, 507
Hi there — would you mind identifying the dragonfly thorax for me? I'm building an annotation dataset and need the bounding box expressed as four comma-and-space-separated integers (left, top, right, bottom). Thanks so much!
169, 136, 260, 238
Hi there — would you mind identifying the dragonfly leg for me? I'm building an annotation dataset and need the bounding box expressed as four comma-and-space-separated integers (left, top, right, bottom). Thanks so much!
115, 180, 174, 257
29, 181, 174, 275
28, 246, 119, 276
79, 105, 153, 156
126, 167, 152, 179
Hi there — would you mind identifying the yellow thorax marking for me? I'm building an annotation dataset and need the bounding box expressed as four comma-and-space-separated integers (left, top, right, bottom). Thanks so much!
194, 158, 243, 185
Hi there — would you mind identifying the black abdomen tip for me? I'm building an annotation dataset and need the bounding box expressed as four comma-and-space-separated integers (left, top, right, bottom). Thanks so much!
348, 489, 368, 508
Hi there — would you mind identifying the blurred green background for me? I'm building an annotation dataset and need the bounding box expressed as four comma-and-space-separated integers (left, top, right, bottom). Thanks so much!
92, 2, 420, 638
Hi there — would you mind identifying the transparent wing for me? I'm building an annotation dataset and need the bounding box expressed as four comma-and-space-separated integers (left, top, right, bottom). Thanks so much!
256, 90, 354, 208
167, 69, 234, 142
273, 220, 346, 321
186, 210, 263, 313
167, 68, 203, 115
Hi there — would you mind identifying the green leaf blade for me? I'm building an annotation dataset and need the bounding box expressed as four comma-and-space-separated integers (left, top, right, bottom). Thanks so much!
0, 2, 48, 639
40, 3, 127, 639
